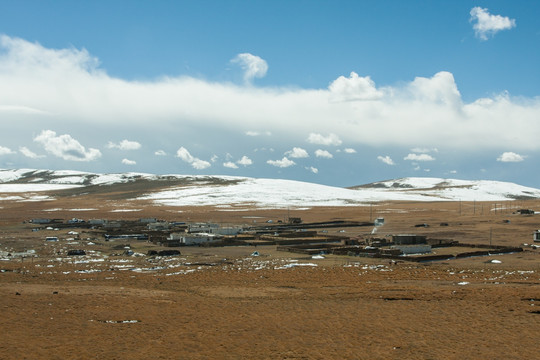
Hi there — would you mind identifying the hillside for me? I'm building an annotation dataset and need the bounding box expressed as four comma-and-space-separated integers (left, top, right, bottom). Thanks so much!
1, 169, 540, 208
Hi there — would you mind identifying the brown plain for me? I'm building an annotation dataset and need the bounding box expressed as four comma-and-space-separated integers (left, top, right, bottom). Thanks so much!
1, 190, 540, 359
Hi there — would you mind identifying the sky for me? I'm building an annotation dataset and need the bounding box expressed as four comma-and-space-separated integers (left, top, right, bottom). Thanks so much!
0, 0, 539, 187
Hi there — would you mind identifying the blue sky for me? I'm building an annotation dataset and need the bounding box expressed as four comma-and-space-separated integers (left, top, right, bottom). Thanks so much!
0, 1, 539, 187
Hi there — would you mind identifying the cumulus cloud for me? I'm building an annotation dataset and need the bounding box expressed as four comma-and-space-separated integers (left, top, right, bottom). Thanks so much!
306, 166, 319, 174
191, 159, 211, 170
224, 156, 252, 169
497, 152, 525, 162
267, 157, 295, 168
154, 150, 167, 156
408, 71, 461, 108
122, 158, 136, 165
286, 147, 309, 158
307, 133, 342, 146
470, 7, 516, 40
33, 130, 101, 161
237, 156, 253, 166
19, 146, 44, 159
315, 149, 333, 159
0, 146, 15, 155
404, 153, 435, 161
176, 147, 211, 170
328, 72, 383, 101
231, 53, 268, 84
107, 140, 141, 150
377, 155, 395, 165
223, 161, 238, 169
344, 148, 356, 154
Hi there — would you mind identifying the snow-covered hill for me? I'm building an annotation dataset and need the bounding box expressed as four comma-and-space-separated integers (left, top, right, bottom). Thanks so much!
0, 169, 539, 208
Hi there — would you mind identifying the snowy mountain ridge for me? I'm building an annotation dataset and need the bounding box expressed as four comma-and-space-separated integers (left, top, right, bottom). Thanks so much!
0, 169, 539, 208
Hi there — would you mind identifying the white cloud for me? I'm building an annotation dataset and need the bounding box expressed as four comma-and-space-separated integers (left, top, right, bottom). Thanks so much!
122, 158, 136, 165
223, 161, 238, 169
408, 71, 461, 108
307, 133, 342, 146
411, 147, 438, 154
107, 140, 141, 150
19, 146, 44, 159
2, 35, 540, 162
224, 155, 252, 168
176, 147, 195, 163
286, 147, 309, 158
404, 153, 435, 161
245, 130, 271, 137
176, 146, 211, 170
33, 130, 101, 161
154, 150, 167, 156
497, 152, 525, 162
377, 155, 395, 165
211, 155, 219, 163
237, 156, 253, 166
0, 146, 15, 155
328, 72, 383, 101
191, 159, 211, 170
231, 53, 268, 84
470, 7, 516, 40
267, 157, 295, 168
306, 166, 319, 174
344, 148, 356, 154
315, 149, 333, 159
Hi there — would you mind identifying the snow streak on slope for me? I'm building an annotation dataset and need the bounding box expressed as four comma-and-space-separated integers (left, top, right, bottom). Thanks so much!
140, 177, 540, 208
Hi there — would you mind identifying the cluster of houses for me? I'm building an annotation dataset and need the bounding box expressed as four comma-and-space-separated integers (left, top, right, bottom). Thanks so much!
31, 217, 244, 247
30, 214, 531, 262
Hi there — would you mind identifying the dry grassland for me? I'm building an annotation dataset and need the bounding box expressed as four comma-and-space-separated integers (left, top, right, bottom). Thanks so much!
1, 193, 540, 359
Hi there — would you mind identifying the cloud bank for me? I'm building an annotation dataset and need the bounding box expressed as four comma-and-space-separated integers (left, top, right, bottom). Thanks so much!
1, 34, 540, 178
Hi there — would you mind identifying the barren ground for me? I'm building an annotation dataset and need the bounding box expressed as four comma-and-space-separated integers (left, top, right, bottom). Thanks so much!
1, 192, 540, 359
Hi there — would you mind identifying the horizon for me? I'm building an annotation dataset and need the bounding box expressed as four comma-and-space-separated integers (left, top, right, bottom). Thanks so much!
2, 167, 540, 194
0, 1, 539, 188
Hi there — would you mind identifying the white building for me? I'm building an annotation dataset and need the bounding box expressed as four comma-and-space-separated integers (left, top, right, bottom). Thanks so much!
168, 232, 222, 245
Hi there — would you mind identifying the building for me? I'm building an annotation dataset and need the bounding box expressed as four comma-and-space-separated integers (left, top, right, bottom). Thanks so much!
392, 234, 427, 245
148, 222, 170, 231
187, 223, 220, 234
169, 232, 222, 245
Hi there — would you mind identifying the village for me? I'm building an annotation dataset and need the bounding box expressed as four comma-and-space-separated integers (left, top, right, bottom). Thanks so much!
8, 208, 536, 265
